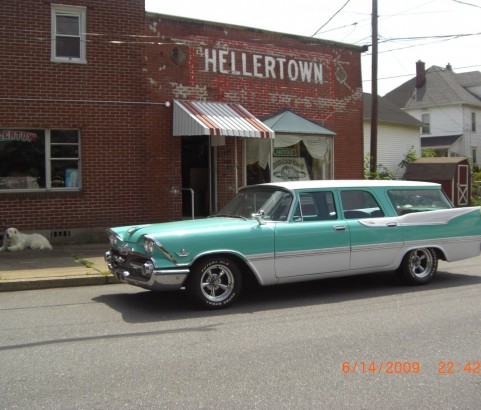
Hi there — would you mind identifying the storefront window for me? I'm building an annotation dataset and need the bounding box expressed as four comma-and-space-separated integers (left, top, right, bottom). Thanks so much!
0, 129, 80, 191
245, 136, 332, 185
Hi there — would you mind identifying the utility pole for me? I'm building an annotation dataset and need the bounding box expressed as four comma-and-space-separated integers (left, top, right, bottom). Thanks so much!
369, 0, 378, 176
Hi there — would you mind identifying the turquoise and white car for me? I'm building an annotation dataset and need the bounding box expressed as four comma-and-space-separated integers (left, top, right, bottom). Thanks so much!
105, 180, 481, 308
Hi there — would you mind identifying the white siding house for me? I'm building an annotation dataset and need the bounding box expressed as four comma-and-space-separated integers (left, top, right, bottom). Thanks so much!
363, 93, 421, 178
385, 62, 481, 166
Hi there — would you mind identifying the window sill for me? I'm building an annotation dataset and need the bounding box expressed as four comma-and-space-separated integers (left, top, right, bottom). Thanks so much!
50, 58, 87, 65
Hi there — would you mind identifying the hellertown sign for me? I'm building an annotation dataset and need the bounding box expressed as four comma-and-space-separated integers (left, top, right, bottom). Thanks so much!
203, 48, 324, 84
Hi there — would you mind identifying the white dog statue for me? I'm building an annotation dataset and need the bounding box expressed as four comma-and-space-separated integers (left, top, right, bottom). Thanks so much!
0, 227, 53, 252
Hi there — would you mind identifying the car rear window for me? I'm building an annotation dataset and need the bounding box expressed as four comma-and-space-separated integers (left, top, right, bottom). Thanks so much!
387, 189, 453, 215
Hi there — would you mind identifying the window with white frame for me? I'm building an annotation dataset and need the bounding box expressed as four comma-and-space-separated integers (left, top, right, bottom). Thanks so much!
0, 129, 80, 191
51, 5, 86, 63
472, 112, 476, 132
421, 113, 430, 134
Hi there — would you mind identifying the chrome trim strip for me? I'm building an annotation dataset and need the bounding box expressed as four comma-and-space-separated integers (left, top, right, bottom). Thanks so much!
358, 218, 397, 228
154, 268, 190, 275
275, 247, 350, 260
144, 234, 178, 264
246, 252, 274, 262
157, 244, 178, 264
351, 242, 404, 253
404, 235, 481, 247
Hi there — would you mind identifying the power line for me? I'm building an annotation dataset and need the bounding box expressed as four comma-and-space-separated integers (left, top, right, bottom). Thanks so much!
362, 64, 481, 84
379, 32, 481, 43
358, 30, 481, 55
311, 0, 352, 37
453, 0, 481, 8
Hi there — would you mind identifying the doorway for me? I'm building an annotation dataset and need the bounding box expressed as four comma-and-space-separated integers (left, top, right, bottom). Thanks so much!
181, 136, 214, 218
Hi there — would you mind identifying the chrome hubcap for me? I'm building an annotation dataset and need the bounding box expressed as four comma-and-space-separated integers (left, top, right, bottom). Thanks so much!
409, 249, 433, 278
201, 264, 234, 302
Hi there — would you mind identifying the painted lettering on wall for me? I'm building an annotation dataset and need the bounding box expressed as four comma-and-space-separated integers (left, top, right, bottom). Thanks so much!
204, 48, 323, 84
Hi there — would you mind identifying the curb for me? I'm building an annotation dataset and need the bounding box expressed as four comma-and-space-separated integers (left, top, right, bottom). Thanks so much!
0, 275, 121, 292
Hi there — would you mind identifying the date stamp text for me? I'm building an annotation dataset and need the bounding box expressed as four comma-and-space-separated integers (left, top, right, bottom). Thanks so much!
341, 361, 480, 375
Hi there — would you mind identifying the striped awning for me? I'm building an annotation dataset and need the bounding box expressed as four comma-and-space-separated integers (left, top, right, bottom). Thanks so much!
173, 100, 274, 139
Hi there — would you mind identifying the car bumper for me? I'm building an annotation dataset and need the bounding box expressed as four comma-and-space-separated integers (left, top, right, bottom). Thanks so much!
105, 250, 189, 291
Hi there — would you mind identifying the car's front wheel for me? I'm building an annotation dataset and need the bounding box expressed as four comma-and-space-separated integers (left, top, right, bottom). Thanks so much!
397, 248, 438, 285
187, 256, 242, 309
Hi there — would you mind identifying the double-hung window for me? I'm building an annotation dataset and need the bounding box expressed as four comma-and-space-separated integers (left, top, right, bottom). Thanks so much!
421, 113, 430, 134
51, 5, 86, 63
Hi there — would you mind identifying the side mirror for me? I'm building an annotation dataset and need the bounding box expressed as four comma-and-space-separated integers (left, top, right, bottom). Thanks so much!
252, 210, 266, 225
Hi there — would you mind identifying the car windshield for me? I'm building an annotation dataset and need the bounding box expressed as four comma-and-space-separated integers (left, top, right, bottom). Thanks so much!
215, 187, 293, 221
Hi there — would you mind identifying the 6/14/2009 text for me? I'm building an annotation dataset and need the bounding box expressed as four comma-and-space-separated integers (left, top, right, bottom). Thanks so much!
342, 361, 420, 375
342, 361, 481, 375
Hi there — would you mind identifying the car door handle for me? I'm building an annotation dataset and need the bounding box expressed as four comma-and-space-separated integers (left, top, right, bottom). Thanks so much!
334, 225, 346, 231
386, 222, 398, 227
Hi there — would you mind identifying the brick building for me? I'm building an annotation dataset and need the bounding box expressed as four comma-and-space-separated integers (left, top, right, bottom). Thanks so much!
1, 1, 363, 242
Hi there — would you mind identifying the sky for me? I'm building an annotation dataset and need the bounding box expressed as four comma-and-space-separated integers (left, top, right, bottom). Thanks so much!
145, 0, 481, 96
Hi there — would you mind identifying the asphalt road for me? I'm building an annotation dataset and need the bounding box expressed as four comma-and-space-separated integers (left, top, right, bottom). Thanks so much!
1, 256, 481, 409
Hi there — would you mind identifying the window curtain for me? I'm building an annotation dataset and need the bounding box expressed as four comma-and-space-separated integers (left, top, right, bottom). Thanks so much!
274, 135, 330, 160
246, 139, 272, 169
247, 135, 331, 170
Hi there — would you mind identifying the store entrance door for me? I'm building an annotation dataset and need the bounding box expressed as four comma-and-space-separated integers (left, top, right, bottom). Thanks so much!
181, 136, 215, 218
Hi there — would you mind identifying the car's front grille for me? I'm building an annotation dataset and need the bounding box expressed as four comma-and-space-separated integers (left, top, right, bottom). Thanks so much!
110, 249, 152, 281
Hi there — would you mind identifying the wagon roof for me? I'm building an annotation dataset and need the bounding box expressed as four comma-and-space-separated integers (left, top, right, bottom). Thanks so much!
248, 180, 440, 190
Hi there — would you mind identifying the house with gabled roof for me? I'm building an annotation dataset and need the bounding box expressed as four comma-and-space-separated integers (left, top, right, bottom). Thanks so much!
385, 61, 481, 167
363, 93, 421, 178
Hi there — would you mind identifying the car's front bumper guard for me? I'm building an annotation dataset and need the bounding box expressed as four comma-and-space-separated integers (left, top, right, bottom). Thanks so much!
105, 251, 189, 291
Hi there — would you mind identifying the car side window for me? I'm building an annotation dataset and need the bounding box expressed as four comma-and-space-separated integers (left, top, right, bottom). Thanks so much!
340, 190, 384, 219
293, 191, 337, 222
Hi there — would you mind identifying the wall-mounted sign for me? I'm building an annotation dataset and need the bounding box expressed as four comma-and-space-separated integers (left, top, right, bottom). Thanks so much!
0, 130, 38, 142
272, 158, 310, 181
204, 48, 323, 84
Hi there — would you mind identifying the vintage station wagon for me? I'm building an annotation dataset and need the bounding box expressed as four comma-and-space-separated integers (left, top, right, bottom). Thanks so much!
105, 180, 481, 308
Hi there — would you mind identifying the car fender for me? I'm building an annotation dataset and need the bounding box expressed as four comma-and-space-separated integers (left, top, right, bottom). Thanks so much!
186, 248, 277, 286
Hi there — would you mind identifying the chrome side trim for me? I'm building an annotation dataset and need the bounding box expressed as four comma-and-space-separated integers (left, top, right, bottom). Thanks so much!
154, 268, 190, 275
245, 252, 274, 262
144, 234, 178, 264
404, 235, 481, 246
275, 247, 350, 260
351, 242, 404, 253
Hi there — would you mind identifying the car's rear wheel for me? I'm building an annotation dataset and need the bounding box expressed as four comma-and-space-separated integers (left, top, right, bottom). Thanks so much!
187, 256, 242, 309
397, 248, 438, 285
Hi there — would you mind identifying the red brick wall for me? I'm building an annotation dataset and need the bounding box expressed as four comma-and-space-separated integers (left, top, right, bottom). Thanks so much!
0, 4, 363, 234
0, 0, 147, 231
143, 15, 364, 210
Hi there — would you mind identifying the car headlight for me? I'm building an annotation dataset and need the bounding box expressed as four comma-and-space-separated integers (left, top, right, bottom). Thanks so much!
143, 238, 155, 255
109, 235, 117, 247
108, 233, 121, 248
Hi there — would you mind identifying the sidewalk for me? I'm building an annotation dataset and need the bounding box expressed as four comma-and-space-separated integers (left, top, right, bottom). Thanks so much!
0, 244, 120, 292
